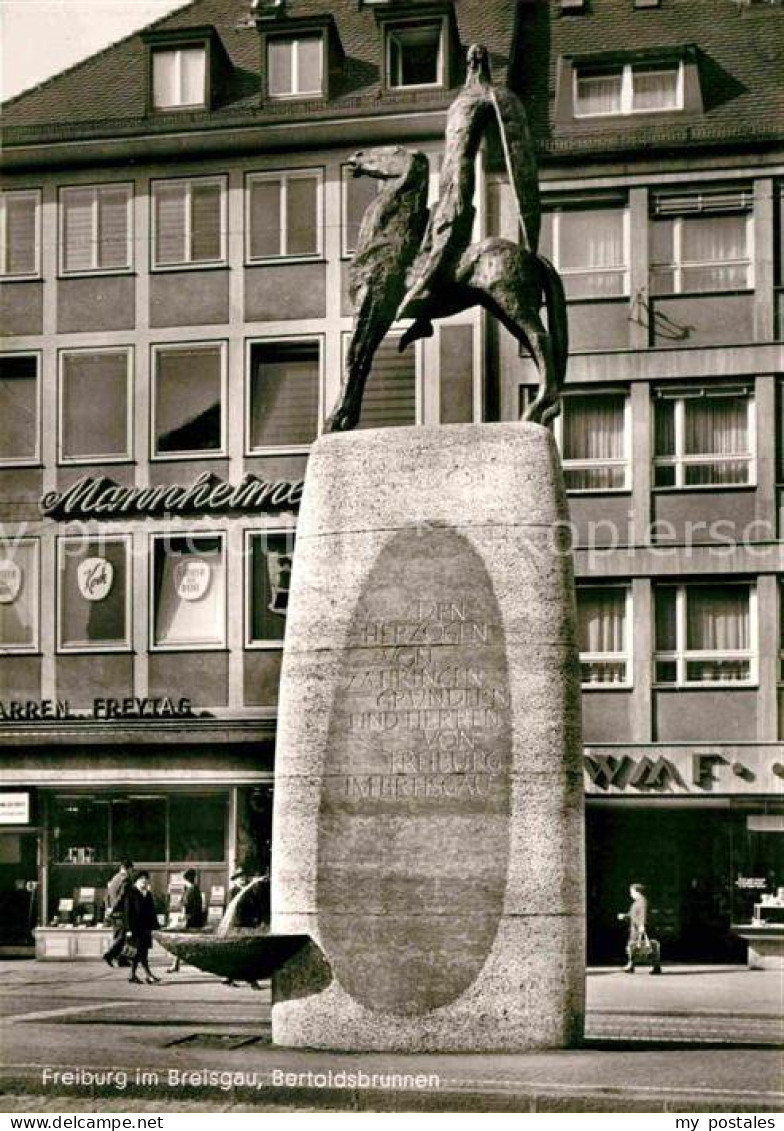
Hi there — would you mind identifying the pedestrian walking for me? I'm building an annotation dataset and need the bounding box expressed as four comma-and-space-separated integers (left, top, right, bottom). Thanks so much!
618, 882, 662, 974
166, 868, 204, 973
102, 858, 133, 968
126, 871, 161, 984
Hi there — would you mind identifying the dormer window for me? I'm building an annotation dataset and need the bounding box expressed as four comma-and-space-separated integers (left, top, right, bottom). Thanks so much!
387, 21, 444, 88
267, 33, 323, 97
152, 47, 207, 109
574, 60, 683, 117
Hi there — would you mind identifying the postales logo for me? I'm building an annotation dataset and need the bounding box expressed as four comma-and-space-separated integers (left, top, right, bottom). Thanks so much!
0, 560, 22, 604
77, 557, 114, 602
174, 559, 212, 601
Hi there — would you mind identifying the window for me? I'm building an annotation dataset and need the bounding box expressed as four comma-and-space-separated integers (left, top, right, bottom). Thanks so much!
650, 190, 752, 294
0, 540, 39, 653
0, 354, 39, 465
152, 47, 207, 108
654, 386, 754, 488
57, 537, 131, 652
343, 333, 418, 429
152, 177, 225, 268
387, 21, 443, 88
151, 534, 226, 650
577, 586, 630, 686
247, 339, 320, 453
1, 190, 40, 277
59, 349, 132, 463
152, 343, 225, 458
267, 34, 323, 97
541, 206, 628, 298
342, 164, 381, 256
59, 184, 132, 274
654, 583, 755, 685
169, 794, 227, 862
247, 170, 322, 261
246, 531, 295, 647
574, 61, 682, 117
558, 391, 629, 491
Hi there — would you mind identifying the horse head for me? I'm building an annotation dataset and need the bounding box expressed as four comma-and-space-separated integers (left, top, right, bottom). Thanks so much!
348, 145, 429, 191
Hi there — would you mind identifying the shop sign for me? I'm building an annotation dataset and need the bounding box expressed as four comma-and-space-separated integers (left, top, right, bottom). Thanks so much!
175, 559, 211, 602
0, 697, 194, 721
0, 559, 22, 604
40, 471, 303, 520
736, 876, 767, 890
584, 748, 779, 795
0, 792, 30, 825
77, 557, 113, 602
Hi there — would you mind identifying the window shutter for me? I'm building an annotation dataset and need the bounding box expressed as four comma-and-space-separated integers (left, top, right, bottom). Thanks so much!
190, 181, 221, 262
63, 189, 95, 272
250, 342, 319, 448
98, 188, 129, 269
357, 338, 416, 429
5, 194, 36, 275
652, 186, 752, 216
287, 176, 318, 256
155, 346, 222, 453
62, 352, 129, 460
155, 183, 186, 265
249, 178, 282, 259
0, 355, 38, 461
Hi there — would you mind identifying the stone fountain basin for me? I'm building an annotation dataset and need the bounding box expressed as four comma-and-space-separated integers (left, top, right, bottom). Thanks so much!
153, 929, 311, 982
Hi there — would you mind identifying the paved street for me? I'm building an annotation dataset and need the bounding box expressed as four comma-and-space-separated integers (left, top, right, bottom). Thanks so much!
0, 958, 781, 1112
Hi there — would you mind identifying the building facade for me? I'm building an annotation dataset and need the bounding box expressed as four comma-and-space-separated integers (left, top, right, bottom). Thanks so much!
1, 0, 783, 961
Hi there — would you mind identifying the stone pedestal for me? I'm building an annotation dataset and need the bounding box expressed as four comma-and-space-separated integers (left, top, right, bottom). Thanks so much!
271, 423, 585, 1051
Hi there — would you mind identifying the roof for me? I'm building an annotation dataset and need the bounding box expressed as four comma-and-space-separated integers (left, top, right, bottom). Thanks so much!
1, 0, 782, 158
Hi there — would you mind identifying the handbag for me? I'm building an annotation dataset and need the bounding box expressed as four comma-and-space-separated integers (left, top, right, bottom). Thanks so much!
628, 930, 660, 965
119, 937, 137, 962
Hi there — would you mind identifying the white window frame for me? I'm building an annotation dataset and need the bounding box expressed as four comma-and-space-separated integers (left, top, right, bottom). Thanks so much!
555, 388, 632, 493
339, 329, 423, 429
548, 206, 630, 298
245, 169, 324, 262
653, 385, 756, 490
152, 46, 208, 110
245, 334, 324, 457
57, 347, 133, 465
150, 531, 227, 652
386, 18, 445, 90
0, 350, 41, 468
0, 538, 40, 655
654, 582, 757, 688
266, 34, 324, 98
0, 189, 41, 279
151, 340, 228, 461
243, 527, 297, 650
150, 175, 227, 271
56, 535, 132, 654
573, 60, 684, 118
577, 584, 633, 690
650, 213, 753, 295
58, 183, 133, 276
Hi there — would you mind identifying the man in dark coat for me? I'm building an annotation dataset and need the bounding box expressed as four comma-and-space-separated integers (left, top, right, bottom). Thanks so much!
102, 858, 133, 967
126, 871, 160, 984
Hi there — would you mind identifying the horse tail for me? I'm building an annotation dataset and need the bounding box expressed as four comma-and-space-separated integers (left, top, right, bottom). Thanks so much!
538, 253, 569, 422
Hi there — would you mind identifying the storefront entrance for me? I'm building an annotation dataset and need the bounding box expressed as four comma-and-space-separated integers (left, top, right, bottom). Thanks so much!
586, 802, 783, 965
0, 831, 39, 951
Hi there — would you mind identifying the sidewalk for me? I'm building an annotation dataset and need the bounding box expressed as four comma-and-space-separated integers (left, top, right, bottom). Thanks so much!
1, 960, 782, 1113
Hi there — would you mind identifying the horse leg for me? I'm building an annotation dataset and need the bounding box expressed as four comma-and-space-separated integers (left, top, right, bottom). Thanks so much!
324, 295, 389, 432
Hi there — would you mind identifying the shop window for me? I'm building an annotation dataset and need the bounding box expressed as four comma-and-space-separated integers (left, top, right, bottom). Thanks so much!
59, 349, 132, 463
246, 170, 322, 261
151, 176, 225, 268
170, 794, 227, 862
557, 390, 630, 491
51, 797, 110, 864
654, 582, 755, 686
342, 164, 381, 256
152, 342, 225, 458
386, 21, 444, 88
112, 797, 167, 862
267, 34, 323, 97
152, 47, 207, 108
57, 537, 130, 652
653, 385, 754, 488
247, 339, 320, 453
0, 354, 39, 465
59, 184, 132, 275
540, 206, 628, 298
246, 530, 295, 647
0, 540, 39, 653
1, 189, 40, 278
573, 61, 683, 117
151, 534, 226, 650
577, 585, 631, 687
650, 188, 752, 294
346, 334, 417, 429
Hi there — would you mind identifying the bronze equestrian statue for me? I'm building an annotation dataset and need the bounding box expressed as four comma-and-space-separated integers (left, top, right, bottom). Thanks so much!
324, 44, 568, 433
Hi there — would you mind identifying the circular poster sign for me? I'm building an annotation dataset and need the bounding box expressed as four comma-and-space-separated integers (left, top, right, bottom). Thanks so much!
0, 560, 22, 604
77, 557, 114, 602
174, 558, 212, 601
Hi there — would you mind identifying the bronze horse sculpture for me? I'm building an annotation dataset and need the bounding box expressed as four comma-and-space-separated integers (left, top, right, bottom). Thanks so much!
324, 45, 568, 433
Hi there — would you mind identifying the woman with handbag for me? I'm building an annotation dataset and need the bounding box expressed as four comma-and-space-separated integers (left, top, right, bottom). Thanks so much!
126, 872, 161, 984
618, 882, 662, 975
